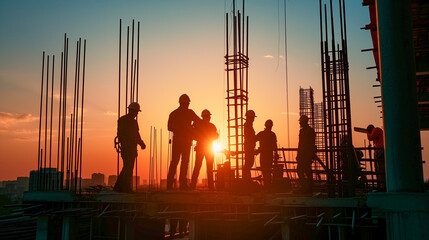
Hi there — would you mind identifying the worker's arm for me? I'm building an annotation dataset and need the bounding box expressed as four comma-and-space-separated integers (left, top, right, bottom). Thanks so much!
137, 132, 146, 150
190, 109, 201, 123
167, 112, 175, 132
367, 128, 379, 141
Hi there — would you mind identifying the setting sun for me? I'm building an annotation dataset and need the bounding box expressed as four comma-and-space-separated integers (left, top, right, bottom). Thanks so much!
212, 142, 223, 153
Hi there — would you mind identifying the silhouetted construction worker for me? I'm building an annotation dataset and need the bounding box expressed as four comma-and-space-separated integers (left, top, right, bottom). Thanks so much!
167, 94, 201, 190
243, 110, 256, 182
367, 124, 385, 189
114, 102, 146, 193
191, 109, 219, 191
256, 119, 278, 190
296, 115, 316, 194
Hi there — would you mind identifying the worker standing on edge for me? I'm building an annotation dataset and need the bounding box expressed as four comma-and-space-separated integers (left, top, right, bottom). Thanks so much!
243, 110, 257, 183
167, 94, 201, 190
114, 102, 146, 193
256, 119, 278, 190
190, 109, 219, 191
367, 124, 385, 190
296, 115, 316, 194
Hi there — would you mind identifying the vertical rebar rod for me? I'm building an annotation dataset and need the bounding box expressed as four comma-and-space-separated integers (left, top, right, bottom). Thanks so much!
149, 126, 152, 189
37, 52, 45, 191
233, 14, 239, 178
44, 55, 49, 191
68, 113, 73, 190
77, 137, 81, 193
155, 128, 158, 189
137, 21, 140, 102
131, 20, 135, 103
125, 26, 129, 113
48, 55, 55, 191
226, 13, 231, 163
74, 39, 82, 192
160, 129, 162, 186
329, 0, 342, 195
57, 53, 64, 190
118, 20, 122, 177
284, 0, 291, 161
61, 37, 69, 189
70, 40, 79, 190
79, 40, 86, 194
133, 60, 137, 101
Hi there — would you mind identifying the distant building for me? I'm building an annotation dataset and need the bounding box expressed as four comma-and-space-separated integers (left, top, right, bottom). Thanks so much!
108, 175, 117, 187
29, 168, 62, 192
91, 173, 105, 186
0, 176, 29, 200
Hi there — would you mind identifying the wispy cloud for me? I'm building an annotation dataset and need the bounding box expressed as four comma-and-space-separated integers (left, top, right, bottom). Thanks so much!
263, 55, 274, 59
0, 112, 38, 129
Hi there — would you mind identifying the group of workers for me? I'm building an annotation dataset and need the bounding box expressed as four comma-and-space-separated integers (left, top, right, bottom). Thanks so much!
113, 93, 385, 193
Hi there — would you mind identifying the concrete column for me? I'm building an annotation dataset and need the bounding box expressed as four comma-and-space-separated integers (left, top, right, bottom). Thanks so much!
36, 215, 50, 240
376, 0, 424, 192
281, 221, 290, 240
62, 216, 77, 240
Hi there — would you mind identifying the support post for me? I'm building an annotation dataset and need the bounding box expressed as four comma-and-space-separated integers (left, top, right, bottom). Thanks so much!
376, 0, 424, 192
62, 216, 77, 240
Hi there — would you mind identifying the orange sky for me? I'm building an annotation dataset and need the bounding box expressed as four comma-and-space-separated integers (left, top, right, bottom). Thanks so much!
1, 0, 428, 183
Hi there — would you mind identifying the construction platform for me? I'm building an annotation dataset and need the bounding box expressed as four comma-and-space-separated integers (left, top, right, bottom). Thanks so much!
0, 190, 404, 240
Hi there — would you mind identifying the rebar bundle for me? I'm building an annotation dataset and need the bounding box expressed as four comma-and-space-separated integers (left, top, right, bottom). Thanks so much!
225, 0, 249, 179
36, 34, 87, 193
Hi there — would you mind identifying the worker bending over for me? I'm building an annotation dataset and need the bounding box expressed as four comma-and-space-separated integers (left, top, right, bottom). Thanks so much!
367, 124, 385, 190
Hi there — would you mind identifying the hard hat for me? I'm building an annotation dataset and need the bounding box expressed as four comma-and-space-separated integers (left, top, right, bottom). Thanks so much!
179, 94, 191, 103
265, 119, 273, 128
299, 115, 309, 122
246, 110, 256, 118
201, 109, 211, 117
128, 102, 141, 112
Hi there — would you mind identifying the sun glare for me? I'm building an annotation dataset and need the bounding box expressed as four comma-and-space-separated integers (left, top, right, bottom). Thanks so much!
212, 142, 223, 153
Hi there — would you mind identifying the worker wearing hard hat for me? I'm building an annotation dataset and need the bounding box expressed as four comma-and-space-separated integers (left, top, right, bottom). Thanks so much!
190, 109, 219, 191
256, 119, 278, 190
296, 115, 316, 194
113, 102, 146, 193
367, 124, 385, 189
243, 110, 257, 182
167, 94, 201, 190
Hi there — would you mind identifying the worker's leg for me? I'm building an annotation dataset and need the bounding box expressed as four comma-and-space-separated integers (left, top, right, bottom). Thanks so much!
205, 153, 215, 190
114, 153, 135, 193
191, 151, 204, 189
243, 153, 255, 181
304, 162, 313, 193
179, 144, 191, 189
167, 140, 181, 189
297, 161, 305, 189
261, 158, 272, 190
